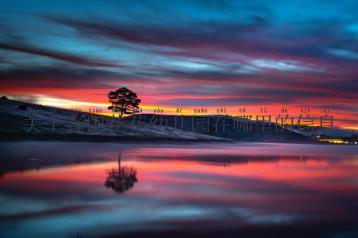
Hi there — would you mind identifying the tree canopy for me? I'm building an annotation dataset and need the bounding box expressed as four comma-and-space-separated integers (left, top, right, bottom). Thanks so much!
107, 87, 141, 117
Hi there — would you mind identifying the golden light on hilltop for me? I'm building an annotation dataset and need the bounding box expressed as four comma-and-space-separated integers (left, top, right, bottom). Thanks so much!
36, 96, 108, 109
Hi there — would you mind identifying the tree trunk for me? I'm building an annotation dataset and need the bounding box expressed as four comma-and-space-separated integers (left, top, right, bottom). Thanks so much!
120, 103, 125, 118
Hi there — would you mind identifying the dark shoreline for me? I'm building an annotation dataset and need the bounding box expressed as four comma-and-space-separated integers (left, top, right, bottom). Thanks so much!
0, 134, 329, 145
0, 133, 232, 143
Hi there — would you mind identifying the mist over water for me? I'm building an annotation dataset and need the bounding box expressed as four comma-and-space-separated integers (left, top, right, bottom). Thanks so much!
0, 141, 357, 238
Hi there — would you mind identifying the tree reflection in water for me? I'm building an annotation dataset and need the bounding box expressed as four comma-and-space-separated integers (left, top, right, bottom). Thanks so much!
105, 153, 138, 193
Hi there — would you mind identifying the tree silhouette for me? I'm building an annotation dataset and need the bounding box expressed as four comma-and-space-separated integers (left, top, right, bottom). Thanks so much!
107, 87, 141, 118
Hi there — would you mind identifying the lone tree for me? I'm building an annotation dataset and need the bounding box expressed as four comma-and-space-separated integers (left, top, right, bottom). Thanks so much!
108, 87, 141, 118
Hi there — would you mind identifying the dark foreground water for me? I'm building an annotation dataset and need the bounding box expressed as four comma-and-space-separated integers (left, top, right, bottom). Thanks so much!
0, 141, 357, 238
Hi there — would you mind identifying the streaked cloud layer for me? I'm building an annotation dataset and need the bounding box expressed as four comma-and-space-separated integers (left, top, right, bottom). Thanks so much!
0, 0, 357, 127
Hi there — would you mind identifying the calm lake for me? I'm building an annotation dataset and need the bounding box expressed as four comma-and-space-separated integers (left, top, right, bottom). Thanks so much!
0, 141, 357, 238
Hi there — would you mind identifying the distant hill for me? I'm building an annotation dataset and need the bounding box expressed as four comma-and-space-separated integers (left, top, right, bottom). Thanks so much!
300, 127, 357, 138
0, 98, 226, 142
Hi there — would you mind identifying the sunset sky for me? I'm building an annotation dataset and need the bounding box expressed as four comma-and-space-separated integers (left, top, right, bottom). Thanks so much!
0, 0, 357, 128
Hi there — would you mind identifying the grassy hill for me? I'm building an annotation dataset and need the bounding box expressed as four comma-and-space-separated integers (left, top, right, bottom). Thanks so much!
0, 98, 326, 143
128, 114, 318, 143
0, 98, 227, 142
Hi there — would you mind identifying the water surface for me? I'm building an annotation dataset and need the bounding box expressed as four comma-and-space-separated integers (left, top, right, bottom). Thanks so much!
0, 141, 357, 238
